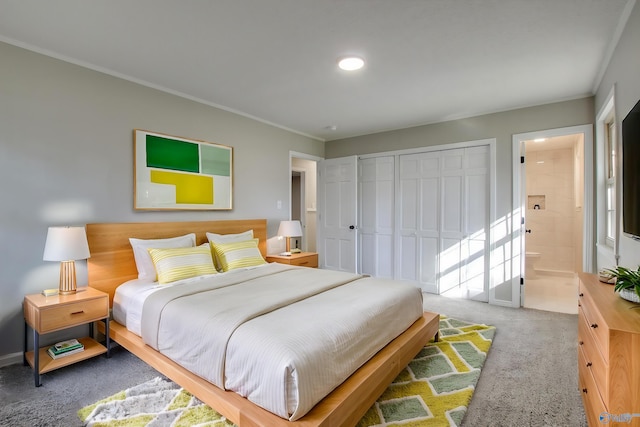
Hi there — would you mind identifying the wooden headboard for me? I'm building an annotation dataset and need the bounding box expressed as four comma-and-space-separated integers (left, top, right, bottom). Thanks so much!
86, 219, 267, 306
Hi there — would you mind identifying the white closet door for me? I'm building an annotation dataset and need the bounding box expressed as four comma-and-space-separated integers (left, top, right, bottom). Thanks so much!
462, 145, 490, 301
317, 156, 358, 272
398, 152, 440, 293
395, 145, 489, 299
359, 157, 394, 278
439, 149, 465, 296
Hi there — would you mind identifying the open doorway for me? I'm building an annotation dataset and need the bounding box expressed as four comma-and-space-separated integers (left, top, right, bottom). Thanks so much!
513, 125, 593, 314
522, 134, 583, 313
290, 153, 320, 253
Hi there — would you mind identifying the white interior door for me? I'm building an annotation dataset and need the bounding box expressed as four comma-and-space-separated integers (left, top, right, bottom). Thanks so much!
317, 156, 358, 272
439, 149, 465, 296
359, 156, 394, 278
462, 146, 490, 301
398, 151, 440, 293
395, 145, 490, 300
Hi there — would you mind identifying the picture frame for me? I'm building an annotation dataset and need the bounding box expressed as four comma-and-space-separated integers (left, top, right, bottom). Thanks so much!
134, 129, 233, 210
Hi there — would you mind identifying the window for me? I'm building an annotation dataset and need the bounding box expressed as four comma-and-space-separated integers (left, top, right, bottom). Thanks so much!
605, 118, 616, 246
596, 87, 617, 253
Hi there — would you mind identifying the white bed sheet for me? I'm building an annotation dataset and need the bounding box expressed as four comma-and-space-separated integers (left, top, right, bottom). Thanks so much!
113, 263, 424, 421
112, 266, 264, 336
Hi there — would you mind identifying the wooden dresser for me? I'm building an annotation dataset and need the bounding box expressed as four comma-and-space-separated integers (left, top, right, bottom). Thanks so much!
577, 273, 640, 426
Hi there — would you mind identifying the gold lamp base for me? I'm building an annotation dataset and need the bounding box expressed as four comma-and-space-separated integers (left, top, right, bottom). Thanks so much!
58, 260, 77, 295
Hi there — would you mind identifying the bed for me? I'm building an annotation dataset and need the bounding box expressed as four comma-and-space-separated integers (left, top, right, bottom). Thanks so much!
87, 219, 439, 427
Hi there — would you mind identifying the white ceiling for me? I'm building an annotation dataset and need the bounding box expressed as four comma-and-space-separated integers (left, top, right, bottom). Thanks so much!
0, 0, 633, 141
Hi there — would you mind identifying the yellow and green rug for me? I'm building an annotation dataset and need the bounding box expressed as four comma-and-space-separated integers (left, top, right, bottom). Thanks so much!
79, 317, 495, 427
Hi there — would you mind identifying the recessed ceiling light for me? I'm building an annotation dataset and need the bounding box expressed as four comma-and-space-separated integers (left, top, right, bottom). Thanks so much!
338, 56, 365, 71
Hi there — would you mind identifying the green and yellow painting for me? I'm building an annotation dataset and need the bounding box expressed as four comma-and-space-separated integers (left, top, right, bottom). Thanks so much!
134, 130, 233, 210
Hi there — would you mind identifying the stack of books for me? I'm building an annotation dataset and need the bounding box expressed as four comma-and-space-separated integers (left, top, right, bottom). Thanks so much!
47, 339, 84, 359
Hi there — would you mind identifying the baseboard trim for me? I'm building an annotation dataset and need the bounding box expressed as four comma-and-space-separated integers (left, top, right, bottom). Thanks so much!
0, 351, 23, 368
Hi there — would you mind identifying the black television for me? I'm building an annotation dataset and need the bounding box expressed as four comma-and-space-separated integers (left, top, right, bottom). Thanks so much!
622, 98, 640, 241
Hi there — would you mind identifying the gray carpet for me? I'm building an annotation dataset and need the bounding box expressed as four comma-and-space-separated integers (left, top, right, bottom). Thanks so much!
0, 293, 586, 427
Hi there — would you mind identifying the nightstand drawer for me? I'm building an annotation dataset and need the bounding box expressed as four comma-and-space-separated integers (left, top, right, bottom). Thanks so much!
31, 298, 108, 333
266, 252, 318, 268
290, 254, 318, 268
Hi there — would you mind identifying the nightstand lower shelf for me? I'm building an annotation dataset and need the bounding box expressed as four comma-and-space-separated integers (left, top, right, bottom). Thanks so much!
25, 336, 107, 374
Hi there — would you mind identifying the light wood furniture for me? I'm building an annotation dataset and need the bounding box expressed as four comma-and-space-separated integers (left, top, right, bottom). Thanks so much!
86, 219, 439, 427
23, 287, 110, 387
266, 252, 318, 268
577, 273, 640, 427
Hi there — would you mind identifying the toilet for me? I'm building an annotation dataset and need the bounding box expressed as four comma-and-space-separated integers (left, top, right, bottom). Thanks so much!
525, 252, 541, 278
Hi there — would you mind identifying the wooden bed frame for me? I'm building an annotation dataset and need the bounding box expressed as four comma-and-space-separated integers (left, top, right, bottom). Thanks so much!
86, 219, 439, 427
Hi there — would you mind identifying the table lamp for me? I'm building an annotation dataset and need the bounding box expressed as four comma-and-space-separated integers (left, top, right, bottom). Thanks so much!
277, 220, 302, 256
43, 226, 91, 295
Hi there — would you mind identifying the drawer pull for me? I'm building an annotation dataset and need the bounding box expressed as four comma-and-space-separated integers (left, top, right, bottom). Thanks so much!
590, 323, 598, 329
70, 310, 85, 315
586, 362, 593, 367
579, 293, 584, 297
582, 388, 588, 394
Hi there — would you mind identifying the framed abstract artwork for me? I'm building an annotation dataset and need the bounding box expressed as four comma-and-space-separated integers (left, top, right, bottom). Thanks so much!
134, 129, 233, 210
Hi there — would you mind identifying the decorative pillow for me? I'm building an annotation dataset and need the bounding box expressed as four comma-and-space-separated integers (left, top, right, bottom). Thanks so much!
210, 239, 266, 272
130, 233, 196, 281
206, 230, 254, 270
147, 245, 217, 285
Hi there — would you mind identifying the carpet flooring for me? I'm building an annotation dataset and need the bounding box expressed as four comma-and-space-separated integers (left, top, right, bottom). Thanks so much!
78, 317, 495, 426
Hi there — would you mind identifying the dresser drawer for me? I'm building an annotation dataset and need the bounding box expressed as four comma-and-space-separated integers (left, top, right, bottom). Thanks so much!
578, 309, 608, 401
36, 298, 108, 333
578, 344, 607, 427
578, 284, 609, 359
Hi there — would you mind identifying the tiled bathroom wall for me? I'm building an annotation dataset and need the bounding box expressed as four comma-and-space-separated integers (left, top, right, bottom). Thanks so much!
525, 147, 577, 273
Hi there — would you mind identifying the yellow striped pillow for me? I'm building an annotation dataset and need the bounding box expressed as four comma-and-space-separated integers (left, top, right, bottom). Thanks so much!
210, 239, 266, 272
148, 245, 217, 284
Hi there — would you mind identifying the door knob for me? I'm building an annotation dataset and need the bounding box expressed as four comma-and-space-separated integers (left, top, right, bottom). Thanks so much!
349, 225, 355, 230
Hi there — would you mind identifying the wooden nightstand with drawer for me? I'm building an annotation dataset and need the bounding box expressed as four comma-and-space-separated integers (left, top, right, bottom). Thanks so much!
266, 252, 318, 268
23, 287, 110, 387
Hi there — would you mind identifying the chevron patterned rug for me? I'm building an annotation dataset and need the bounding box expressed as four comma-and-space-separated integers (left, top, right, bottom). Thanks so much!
79, 317, 495, 427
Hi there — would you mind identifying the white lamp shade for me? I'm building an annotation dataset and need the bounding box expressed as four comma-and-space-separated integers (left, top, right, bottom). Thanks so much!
43, 226, 91, 261
277, 220, 303, 237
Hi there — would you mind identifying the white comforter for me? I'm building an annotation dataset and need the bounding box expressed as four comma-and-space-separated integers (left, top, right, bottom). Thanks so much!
137, 263, 423, 420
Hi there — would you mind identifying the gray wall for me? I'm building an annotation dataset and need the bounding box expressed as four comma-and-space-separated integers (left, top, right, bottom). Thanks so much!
594, 0, 640, 268
0, 42, 323, 359
325, 97, 595, 303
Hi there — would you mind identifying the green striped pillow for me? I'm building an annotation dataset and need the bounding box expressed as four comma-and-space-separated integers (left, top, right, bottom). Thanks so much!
210, 239, 266, 272
148, 245, 217, 284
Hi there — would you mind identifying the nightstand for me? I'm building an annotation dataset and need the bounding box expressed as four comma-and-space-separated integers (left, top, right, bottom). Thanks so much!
266, 252, 318, 268
23, 287, 110, 387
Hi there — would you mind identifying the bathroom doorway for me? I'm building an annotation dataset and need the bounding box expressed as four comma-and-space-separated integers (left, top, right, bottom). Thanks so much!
513, 125, 593, 314
523, 134, 582, 313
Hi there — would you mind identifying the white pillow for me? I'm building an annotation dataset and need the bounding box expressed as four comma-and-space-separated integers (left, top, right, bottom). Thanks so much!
206, 230, 253, 270
206, 229, 253, 244
129, 233, 196, 281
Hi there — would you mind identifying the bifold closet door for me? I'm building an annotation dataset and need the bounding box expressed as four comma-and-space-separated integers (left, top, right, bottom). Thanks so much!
359, 157, 395, 278
398, 151, 441, 293
397, 146, 489, 299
